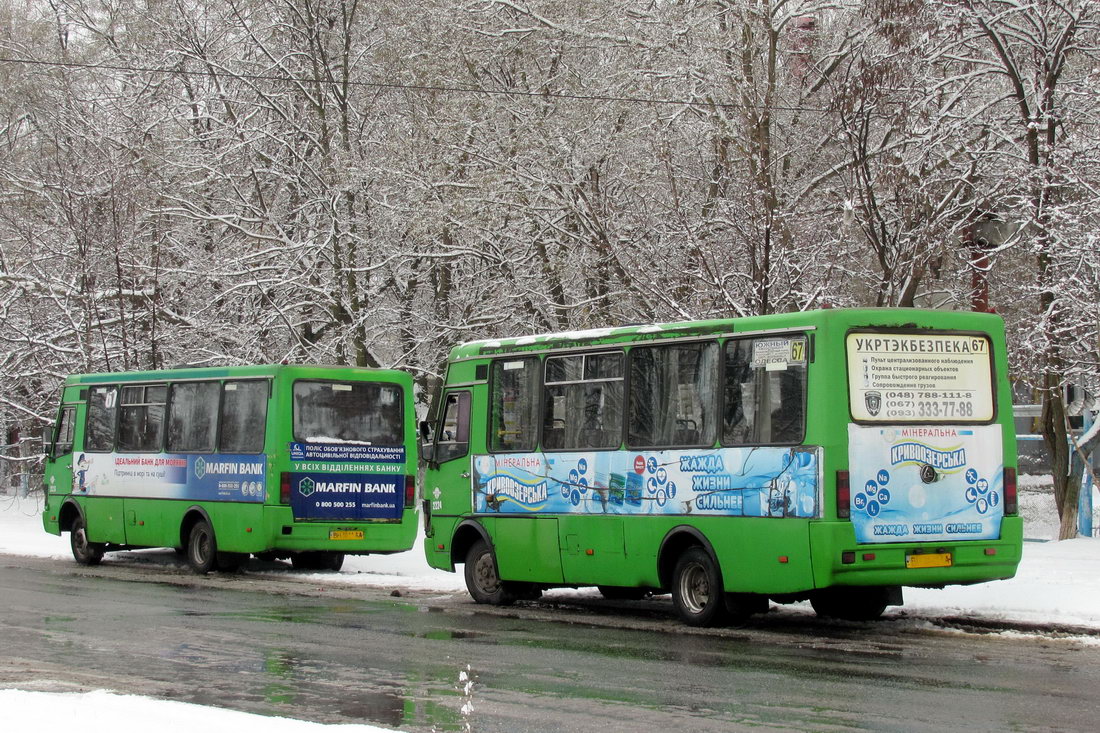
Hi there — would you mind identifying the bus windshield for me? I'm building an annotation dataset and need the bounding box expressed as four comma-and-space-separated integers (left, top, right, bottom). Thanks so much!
293, 381, 404, 445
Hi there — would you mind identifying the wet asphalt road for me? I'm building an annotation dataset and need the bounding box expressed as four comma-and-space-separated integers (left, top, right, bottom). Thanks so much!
1, 552, 1099, 732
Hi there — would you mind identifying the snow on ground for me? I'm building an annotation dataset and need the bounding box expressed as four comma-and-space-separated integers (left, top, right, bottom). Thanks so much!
1, 483, 1098, 731
0, 689, 392, 733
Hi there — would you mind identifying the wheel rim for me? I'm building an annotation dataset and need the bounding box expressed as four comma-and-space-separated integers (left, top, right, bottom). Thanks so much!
678, 561, 710, 614
473, 552, 500, 594
193, 528, 212, 565
73, 526, 88, 557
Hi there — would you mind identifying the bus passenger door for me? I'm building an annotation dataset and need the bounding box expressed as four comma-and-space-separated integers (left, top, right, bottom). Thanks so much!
44, 405, 76, 499
427, 390, 473, 523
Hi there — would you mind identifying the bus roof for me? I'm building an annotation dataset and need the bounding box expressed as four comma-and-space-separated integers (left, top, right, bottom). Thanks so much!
63, 364, 412, 386
449, 308, 1005, 359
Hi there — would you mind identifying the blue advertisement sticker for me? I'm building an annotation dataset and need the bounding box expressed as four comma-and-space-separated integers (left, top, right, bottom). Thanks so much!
289, 443, 406, 463
74, 453, 266, 502
290, 472, 404, 520
471, 447, 819, 518
848, 424, 1004, 544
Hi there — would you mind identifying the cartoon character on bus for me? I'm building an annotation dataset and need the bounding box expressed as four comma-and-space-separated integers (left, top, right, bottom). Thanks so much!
74, 454, 90, 494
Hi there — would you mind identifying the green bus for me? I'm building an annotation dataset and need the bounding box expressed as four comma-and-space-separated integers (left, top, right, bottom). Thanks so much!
42, 365, 418, 573
420, 308, 1022, 625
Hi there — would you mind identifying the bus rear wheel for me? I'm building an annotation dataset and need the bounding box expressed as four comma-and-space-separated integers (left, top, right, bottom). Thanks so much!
464, 539, 515, 606
672, 547, 728, 627
810, 587, 891, 621
70, 516, 104, 566
187, 519, 218, 575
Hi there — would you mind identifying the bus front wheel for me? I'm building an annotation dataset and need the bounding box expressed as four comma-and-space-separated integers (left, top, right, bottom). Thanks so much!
464, 539, 515, 606
70, 516, 104, 566
187, 519, 218, 575
672, 547, 728, 627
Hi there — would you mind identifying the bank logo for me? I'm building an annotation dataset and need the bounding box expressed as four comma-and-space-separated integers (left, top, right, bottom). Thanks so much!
298, 477, 316, 497
194, 457, 207, 480
865, 390, 882, 417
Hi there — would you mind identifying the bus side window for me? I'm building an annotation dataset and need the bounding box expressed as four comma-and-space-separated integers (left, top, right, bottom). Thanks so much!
220, 381, 268, 453
627, 342, 717, 447
723, 337, 806, 445
436, 391, 471, 462
489, 358, 540, 452
167, 382, 220, 453
543, 352, 623, 450
54, 406, 76, 458
85, 386, 118, 453
118, 385, 167, 452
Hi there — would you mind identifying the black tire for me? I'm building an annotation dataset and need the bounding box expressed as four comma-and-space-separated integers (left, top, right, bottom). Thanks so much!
186, 519, 218, 575
463, 539, 515, 606
598, 585, 648, 601
70, 516, 104, 566
810, 587, 890, 621
671, 547, 728, 627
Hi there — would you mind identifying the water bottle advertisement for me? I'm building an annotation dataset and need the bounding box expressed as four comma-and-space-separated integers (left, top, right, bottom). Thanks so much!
471, 446, 819, 518
847, 424, 1004, 543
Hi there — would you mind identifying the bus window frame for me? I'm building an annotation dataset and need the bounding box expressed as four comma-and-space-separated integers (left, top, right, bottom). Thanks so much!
291, 378, 405, 448
219, 379, 270, 454
434, 390, 472, 464
84, 385, 119, 454
541, 349, 625, 452
720, 334, 809, 448
117, 383, 169, 454
624, 339, 720, 451
843, 327, 998, 426
50, 404, 78, 459
165, 380, 222, 455
487, 356, 542, 454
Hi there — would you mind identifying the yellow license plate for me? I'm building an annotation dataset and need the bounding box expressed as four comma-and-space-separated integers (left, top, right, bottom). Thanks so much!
329, 530, 364, 541
906, 552, 952, 569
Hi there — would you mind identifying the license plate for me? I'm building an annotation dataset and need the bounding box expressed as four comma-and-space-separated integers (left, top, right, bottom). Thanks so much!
329, 529, 364, 541
906, 552, 952, 569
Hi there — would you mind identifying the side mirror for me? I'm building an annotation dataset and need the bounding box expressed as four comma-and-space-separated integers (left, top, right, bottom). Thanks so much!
419, 420, 437, 462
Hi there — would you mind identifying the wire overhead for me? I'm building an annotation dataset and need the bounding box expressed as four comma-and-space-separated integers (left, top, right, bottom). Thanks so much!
0, 55, 830, 113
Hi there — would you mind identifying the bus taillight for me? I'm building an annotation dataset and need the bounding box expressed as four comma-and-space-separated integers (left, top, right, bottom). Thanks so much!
404, 476, 416, 507
836, 470, 851, 519
280, 472, 291, 504
1004, 467, 1018, 515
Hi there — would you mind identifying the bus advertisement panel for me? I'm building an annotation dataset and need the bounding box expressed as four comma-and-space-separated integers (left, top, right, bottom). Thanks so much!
288, 442, 407, 521
847, 424, 1004, 543
470, 447, 819, 518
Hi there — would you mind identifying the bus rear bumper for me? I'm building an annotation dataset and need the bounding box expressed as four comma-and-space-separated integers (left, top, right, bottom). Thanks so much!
264, 513, 417, 554
808, 516, 1024, 589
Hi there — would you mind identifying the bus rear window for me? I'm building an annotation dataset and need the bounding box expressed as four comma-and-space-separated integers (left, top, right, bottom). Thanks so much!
293, 381, 403, 445
846, 332, 994, 422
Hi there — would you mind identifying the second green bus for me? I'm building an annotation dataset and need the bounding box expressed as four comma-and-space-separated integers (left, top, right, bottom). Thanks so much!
42, 364, 418, 573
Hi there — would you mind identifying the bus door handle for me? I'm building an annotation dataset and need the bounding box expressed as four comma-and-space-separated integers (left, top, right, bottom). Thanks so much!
461, 472, 471, 479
